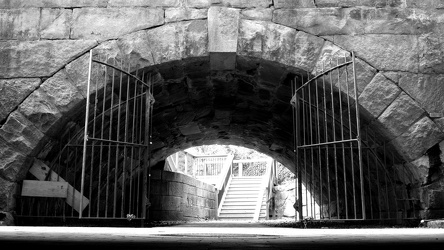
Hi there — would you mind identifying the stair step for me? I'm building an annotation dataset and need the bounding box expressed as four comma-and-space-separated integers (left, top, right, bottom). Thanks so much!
220, 210, 255, 214
218, 213, 255, 218
220, 206, 256, 210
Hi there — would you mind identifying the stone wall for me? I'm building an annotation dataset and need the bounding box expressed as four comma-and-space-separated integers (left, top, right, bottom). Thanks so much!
149, 169, 218, 221
0, 0, 444, 222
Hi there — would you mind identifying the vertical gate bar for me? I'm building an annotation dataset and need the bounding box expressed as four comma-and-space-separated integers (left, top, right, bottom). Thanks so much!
375, 132, 381, 219
136, 70, 145, 217
322, 61, 331, 219
352, 51, 366, 219
291, 79, 298, 221
315, 77, 323, 220
114, 58, 124, 218
296, 75, 303, 221
129, 68, 139, 215
121, 60, 131, 217
337, 55, 348, 219
96, 55, 108, 217
344, 54, 354, 218
105, 58, 116, 218
365, 127, 373, 219
148, 74, 155, 220
392, 152, 399, 218
384, 143, 390, 218
307, 73, 315, 218
80, 50, 93, 219
329, 59, 340, 219
302, 77, 308, 218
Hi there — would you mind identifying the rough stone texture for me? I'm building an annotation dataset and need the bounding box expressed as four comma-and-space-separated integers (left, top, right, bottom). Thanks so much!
0, 141, 32, 182
165, 7, 207, 23
0, 0, 109, 8
359, 73, 401, 119
0, 8, 40, 40
108, 0, 180, 7
312, 40, 350, 74
418, 33, 444, 74
0, 211, 14, 226
0, 78, 40, 123
150, 170, 217, 221
39, 69, 84, 116
0, 111, 45, 156
40, 8, 72, 39
274, 0, 315, 8
71, 8, 164, 40
334, 34, 419, 72
219, 0, 271, 8
241, 8, 272, 21
399, 73, 444, 115
238, 19, 266, 58
392, 117, 444, 161
408, 155, 432, 185
18, 89, 63, 137
263, 22, 296, 67
64, 53, 92, 98
293, 31, 325, 71
0, 40, 97, 78
377, 92, 424, 140
0, 177, 17, 211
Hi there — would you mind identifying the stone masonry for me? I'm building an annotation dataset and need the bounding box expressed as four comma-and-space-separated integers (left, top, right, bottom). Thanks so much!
1, 0, 444, 224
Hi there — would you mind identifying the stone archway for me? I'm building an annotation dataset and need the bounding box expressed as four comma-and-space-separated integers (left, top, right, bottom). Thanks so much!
1, 4, 444, 224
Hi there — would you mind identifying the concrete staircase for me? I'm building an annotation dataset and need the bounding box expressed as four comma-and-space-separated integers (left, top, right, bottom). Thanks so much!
218, 176, 265, 221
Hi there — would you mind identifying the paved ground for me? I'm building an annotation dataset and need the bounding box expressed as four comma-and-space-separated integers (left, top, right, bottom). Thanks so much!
0, 221, 443, 250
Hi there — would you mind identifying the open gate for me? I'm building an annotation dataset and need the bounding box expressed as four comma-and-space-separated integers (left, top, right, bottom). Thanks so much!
291, 52, 408, 222
17, 50, 155, 224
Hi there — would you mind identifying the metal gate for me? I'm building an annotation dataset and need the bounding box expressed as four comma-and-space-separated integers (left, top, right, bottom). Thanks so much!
16, 50, 155, 223
291, 52, 405, 221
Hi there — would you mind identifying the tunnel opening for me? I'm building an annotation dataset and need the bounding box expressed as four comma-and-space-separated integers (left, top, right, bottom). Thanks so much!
14, 49, 413, 226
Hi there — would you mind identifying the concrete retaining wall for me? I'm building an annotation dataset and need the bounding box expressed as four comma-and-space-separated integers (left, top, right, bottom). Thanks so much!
149, 170, 218, 221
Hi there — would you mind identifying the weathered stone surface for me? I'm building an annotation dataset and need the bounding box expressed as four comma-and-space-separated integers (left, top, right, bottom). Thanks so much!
0, 40, 97, 78
185, 0, 211, 8
219, 0, 271, 8
208, 7, 239, 70
293, 31, 324, 71
65, 53, 91, 98
108, 0, 180, 6
0, 78, 40, 122
407, 155, 430, 185
208, 7, 239, 53
0, 111, 45, 156
399, 73, 444, 115
313, 40, 350, 74
0, 8, 40, 39
274, 0, 315, 8
39, 69, 84, 115
273, 8, 363, 36
40, 8, 71, 39
0, 0, 108, 8
334, 34, 419, 72
238, 19, 266, 58
165, 7, 207, 23
0, 178, 16, 210
183, 20, 208, 58
0, 141, 31, 182
392, 117, 444, 161
377, 92, 424, 139
263, 22, 296, 67
359, 73, 401, 119
71, 8, 164, 40
419, 33, 444, 74
18, 89, 63, 136
429, 190, 444, 209
406, 0, 444, 9
241, 8, 272, 21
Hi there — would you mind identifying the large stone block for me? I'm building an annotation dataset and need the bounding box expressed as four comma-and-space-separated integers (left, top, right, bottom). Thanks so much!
359, 73, 401, 118
219, 0, 271, 8
208, 6, 239, 70
108, 0, 180, 6
391, 117, 444, 161
0, 178, 16, 210
399, 73, 444, 115
0, 111, 45, 156
117, 30, 155, 69
334, 34, 419, 72
71, 8, 164, 40
241, 8, 272, 21
293, 31, 325, 72
160, 196, 182, 211
18, 89, 63, 137
165, 7, 207, 23
0, 8, 40, 40
237, 19, 266, 58
0, 40, 97, 78
263, 22, 296, 67
0, 141, 33, 182
0, 0, 108, 8
40, 8, 71, 39
406, 0, 444, 9
419, 33, 444, 74
39, 69, 84, 116
274, 0, 315, 8
0, 78, 40, 122
377, 92, 424, 139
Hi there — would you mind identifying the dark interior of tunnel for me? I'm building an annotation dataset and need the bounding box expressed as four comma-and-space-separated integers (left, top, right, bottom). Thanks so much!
17, 54, 412, 222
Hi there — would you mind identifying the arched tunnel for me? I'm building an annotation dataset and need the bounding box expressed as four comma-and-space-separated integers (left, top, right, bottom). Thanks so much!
17, 52, 409, 223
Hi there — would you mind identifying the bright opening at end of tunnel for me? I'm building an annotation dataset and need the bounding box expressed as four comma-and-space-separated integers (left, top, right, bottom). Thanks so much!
165, 144, 319, 221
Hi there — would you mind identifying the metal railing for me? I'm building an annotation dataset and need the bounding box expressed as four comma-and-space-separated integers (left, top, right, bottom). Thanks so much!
232, 159, 269, 177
